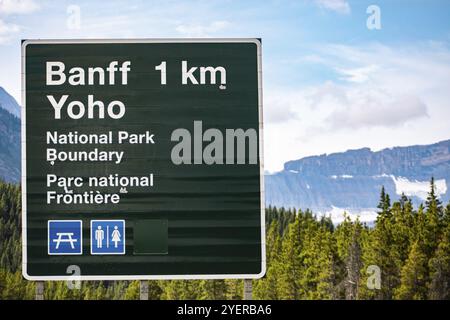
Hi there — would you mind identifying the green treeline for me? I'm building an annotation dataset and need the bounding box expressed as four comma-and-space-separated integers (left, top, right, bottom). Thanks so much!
1, 179, 449, 300
259, 180, 450, 300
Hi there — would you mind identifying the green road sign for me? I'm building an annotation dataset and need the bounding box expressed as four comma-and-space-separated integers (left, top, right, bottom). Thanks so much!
21, 39, 265, 280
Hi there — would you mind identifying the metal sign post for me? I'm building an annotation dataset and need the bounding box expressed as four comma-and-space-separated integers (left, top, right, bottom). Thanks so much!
243, 279, 253, 300
35, 281, 44, 300
139, 280, 149, 300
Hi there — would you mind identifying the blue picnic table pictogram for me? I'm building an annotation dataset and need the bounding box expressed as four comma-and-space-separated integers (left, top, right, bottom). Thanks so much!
48, 220, 82, 255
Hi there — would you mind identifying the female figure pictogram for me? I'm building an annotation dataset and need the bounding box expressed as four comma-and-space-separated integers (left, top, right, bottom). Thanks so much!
111, 225, 121, 248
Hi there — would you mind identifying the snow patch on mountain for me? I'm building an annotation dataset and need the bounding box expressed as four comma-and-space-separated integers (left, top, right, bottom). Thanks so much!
319, 206, 378, 224
373, 173, 390, 178
330, 174, 354, 179
391, 176, 447, 200
266, 140, 450, 224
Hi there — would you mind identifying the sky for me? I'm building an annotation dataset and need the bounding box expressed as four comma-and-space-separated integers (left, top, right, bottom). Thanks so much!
1, 0, 449, 172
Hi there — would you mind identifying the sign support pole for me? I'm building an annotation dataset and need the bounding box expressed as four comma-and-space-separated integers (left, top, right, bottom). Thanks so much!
139, 280, 149, 300
35, 281, 44, 300
243, 279, 252, 300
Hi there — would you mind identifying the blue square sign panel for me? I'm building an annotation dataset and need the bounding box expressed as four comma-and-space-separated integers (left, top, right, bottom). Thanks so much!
91, 220, 125, 255
48, 220, 82, 255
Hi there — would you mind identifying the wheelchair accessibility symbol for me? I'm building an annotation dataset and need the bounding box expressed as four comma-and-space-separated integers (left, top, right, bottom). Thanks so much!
90, 220, 125, 255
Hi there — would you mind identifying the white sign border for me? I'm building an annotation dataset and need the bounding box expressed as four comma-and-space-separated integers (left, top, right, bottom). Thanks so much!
21, 38, 265, 281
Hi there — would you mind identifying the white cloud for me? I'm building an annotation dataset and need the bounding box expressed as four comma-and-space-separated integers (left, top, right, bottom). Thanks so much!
264, 43, 450, 172
0, 18, 19, 43
336, 65, 379, 83
0, 0, 39, 15
264, 90, 300, 123
0, 0, 39, 43
326, 93, 428, 129
175, 20, 230, 37
314, 0, 350, 14
0, 18, 17, 32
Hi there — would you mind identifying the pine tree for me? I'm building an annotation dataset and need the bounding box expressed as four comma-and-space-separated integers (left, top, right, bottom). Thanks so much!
199, 280, 227, 300
278, 215, 303, 299
428, 203, 450, 299
1, 270, 32, 299
162, 280, 202, 299
0, 181, 449, 300
254, 220, 282, 299
394, 241, 428, 299
124, 280, 140, 300
424, 177, 444, 257
147, 281, 163, 300
335, 215, 364, 299
298, 225, 336, 299
224, 279, 243, 300
388, 197, 414, 287
360, 187, 398, 299
377, 186, 391, 215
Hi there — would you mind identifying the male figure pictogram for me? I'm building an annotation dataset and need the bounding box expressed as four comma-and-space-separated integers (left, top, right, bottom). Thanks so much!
95, 225, 104, 248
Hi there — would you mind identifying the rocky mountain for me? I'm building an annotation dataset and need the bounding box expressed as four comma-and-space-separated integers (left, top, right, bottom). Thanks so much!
265, 140, 450, 222
0, 84, 449, 222
0, 87, 20, 118
0, 87, 20, 183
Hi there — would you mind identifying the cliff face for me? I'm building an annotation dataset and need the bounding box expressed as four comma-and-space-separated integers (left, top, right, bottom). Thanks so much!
0, 87, 20, 183
0, 83, 449, 219
265, 140, 450, 218
0, 87, 20, 119
0, 107, 20, 183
